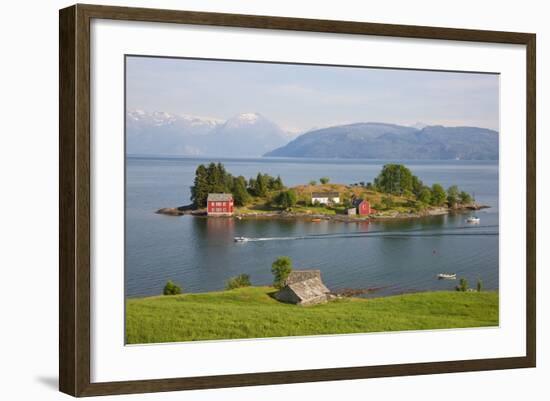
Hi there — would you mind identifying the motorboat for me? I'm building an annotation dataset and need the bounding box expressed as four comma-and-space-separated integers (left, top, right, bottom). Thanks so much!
234, 236, 249, 242
466, 216, 480, 224
437, 273, 457, 280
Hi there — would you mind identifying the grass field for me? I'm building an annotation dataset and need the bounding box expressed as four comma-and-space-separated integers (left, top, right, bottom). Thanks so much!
126, 287, 499, 344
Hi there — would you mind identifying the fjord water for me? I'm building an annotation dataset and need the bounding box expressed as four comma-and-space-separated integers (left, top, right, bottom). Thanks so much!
125, 157, 498, 298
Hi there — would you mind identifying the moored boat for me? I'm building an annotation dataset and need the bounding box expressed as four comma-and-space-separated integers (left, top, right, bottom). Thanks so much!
437, 273, 457, 280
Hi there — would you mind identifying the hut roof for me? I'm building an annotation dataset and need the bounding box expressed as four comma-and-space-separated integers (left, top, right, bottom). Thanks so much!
286, 277, 330, 303
352, 198, 367, 207
207, 193, 233, 202
284, 270, 321, 286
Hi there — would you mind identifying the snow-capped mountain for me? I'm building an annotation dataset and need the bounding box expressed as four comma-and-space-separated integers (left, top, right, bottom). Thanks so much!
126, 110, 289, 157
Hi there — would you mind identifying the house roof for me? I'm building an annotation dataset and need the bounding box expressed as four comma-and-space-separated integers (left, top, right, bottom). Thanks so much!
287, 277, 330, 301
311, 192, 339, 198
284, 270, 321, 286
207, 193, 233, 202
352, 198, 368, 207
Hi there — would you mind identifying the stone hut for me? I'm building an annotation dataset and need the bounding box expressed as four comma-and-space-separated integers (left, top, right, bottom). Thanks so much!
274, 270, 331, 306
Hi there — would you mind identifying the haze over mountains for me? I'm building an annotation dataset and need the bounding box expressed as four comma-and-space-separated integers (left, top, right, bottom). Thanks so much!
126, 110, 291, 157
127, 110, 498, 160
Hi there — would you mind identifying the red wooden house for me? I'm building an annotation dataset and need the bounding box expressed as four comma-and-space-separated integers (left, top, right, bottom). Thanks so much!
207, 193, 234, 216
352, 198, 372, 215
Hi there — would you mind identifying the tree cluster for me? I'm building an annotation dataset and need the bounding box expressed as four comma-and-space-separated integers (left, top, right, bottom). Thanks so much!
190, 163, 284, 207
373, 164, 474, 208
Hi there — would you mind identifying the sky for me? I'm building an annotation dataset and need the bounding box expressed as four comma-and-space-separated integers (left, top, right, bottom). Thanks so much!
126, 56, 499, 133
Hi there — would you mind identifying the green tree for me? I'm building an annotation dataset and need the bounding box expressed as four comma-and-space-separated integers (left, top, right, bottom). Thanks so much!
225, 274, 251, 290
417, 187, 432, 204
271, 256, 293, 289
455, 278, 469, 292
254, 172, 268, 197
309, 180, 317, 186
447, 185, 460, 207
275, 190, 297, 209
374, 164, 414, 195
459, 191, 473, 204
319, 177, 330, 184
271, 175, 284, 191
190, 164, 210, 207
163, 280, 182, 295
430, 183, 447, 206
411, 175, 424, 197
232, 176, 250, 206
477, 279, 483, 292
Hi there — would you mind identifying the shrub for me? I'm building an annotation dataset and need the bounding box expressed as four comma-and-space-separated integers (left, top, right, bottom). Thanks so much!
271, 256, 293, 289
163, 280, 182, 295
455, 278, 469, 292
309, 180, 317, 186
274, 190, 297, 209
319, 177, 330, 184
477, 279, 483, 292
225, 274, 252, 290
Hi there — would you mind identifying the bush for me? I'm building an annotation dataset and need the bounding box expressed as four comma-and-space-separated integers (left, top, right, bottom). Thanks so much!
163, 280, 182, 295
271, 256, 293, 289
319, 177, 330, 184
274, 190, 297, 209
225, 274, 252, 290
455, 278, 469, 292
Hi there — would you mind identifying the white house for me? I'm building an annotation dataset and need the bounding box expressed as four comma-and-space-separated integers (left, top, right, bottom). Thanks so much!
311, 192, 340, 205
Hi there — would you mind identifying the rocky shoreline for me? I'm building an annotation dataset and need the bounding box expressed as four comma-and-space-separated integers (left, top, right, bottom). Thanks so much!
156, 204, 489, 222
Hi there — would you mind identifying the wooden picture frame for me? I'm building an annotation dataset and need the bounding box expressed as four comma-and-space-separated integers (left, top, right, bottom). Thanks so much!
59, 3, 536, 397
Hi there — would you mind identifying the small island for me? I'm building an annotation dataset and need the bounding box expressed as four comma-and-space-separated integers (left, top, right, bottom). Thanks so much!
157, 162, 488, 221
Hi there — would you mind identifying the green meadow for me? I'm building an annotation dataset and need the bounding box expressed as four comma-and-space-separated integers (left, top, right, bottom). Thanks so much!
126, 287, 499, 344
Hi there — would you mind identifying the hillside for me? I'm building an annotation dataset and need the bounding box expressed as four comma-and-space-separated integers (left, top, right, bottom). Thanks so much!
126, 287, 499, 343
264, 122, 499, 160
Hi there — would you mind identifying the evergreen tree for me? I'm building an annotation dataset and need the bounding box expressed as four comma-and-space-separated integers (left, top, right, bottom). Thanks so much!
232, 176, 250, 206
190, 164, 210, 207
254, 172, 268, 197
272, 175, 284, 191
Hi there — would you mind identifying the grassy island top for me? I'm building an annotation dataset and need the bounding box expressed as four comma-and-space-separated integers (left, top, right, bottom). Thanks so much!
188, 162, 477, 217
126, 287, 498, 344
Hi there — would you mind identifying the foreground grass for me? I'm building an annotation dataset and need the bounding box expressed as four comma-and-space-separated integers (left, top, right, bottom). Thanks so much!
126, 287, 498, 344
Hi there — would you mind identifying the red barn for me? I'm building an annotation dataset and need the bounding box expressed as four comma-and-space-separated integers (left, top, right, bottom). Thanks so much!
352, 198, 372, 215
207, 193, 234, 216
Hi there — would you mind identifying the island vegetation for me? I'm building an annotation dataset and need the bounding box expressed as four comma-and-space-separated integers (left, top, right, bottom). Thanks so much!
158, 162, 484, 220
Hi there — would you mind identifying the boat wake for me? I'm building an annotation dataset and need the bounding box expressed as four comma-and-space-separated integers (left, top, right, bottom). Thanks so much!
235, 225, 499, 243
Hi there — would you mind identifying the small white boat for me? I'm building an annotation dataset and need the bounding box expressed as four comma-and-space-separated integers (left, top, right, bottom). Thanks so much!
437, 273, 457, 280
234, 236, 249, 242
466, 216, 480, 224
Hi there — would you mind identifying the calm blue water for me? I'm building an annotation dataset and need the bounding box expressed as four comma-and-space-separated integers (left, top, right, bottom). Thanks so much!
125, 156, 499, 298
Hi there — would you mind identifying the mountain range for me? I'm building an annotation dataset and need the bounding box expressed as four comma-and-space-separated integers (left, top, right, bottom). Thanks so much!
127, 110, 498, 160
126, 110, 290, 157
265, 122, 498, 160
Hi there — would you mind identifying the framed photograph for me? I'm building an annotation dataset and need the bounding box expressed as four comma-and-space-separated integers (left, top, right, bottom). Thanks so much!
59, 4, 536, 397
